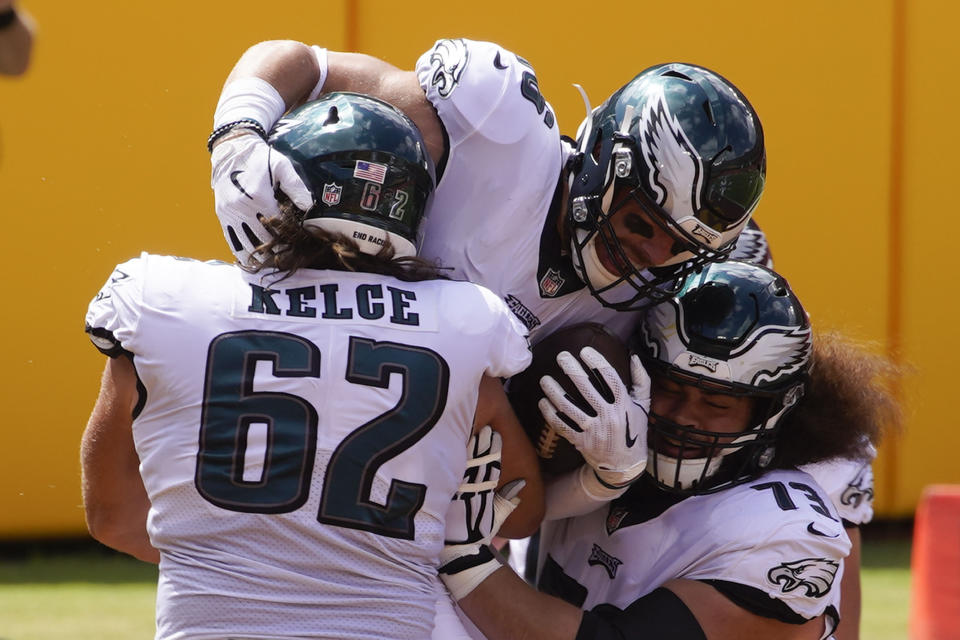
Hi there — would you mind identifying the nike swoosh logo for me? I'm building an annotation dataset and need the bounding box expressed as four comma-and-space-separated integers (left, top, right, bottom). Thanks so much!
806, 522, 840, 538
493, 51, 508, 70
230, 170, 254, 200
624, 414, 637, 448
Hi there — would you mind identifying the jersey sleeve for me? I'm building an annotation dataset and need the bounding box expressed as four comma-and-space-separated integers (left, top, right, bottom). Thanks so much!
435, 280, 532, 379
483, 286, 532, 379
686, 475, 850, 625
85, 255, 147, 357
802, 454, 876, 526
416, 38, 556, 146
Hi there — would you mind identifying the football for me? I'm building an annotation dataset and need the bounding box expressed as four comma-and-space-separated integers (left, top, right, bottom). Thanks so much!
506, 323, 632, 475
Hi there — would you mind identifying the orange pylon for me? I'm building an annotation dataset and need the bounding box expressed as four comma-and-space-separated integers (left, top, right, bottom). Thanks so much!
910, 485, 960, 640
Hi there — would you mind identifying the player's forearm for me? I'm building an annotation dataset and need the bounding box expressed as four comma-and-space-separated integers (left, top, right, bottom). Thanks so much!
81, 464, 158, 564
82, 472, 158, 564
92, 520, 159, 564
495, 430, 545, 537
222, 40, 320, 110
457, 566, 582, 640
81, 357, 158, 563
497, 486, 544, 538
543, 465, 628, 521
834, 527, 862, 640
325, 50, 447, 165
478, 375, 545, 538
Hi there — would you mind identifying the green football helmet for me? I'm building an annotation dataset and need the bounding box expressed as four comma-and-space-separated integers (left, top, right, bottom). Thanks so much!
634, 261, 811, 494
568, 63, 766, 310
268, 92, 435, 257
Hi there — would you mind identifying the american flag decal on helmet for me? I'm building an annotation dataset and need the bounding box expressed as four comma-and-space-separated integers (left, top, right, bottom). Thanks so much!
354, 160, 387, 184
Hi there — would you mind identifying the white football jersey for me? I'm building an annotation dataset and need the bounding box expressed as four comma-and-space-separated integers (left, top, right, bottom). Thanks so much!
415, 38, 643, 343
802, 447, 876, 526
538, 469, 849, 639
85, 253, 531, 640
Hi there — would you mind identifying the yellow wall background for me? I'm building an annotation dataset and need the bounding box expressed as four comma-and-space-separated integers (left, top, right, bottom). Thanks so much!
0, 0, 953, 538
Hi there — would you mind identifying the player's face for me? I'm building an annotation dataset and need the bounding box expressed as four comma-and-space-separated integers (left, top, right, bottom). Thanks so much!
649, 375, 755, 459
594, 187, 686, 274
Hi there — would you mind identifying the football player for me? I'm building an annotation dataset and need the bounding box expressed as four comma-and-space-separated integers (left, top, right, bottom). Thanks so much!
729, 231, 879, 640
80, 94, 543, 639
208, 38, 767, 508
439, 261, 898, 640
211, 39, 765, 341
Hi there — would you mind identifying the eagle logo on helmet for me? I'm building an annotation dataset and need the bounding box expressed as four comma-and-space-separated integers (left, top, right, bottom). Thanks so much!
734, 326, 812, 387
767, 558, 839, 598
428, 39, 468, 99
638, 91, 705, 223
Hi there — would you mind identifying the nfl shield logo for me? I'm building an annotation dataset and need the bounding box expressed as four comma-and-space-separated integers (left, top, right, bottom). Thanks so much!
605, 506, 630, 535
322, 183, 342, 206
539, 268, 565, 297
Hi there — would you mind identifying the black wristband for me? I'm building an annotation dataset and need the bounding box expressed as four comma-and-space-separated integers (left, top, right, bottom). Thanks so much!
0, 7, 17, 29
206, 118, 267, 153
438, 545, 495, 576
593, 469, 632, 491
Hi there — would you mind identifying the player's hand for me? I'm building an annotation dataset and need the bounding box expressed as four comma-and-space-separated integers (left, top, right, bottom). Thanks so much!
539, 350, 650, 487
444, 424, 502, 545
439, 426, 524, 600
211, 131, 314, 264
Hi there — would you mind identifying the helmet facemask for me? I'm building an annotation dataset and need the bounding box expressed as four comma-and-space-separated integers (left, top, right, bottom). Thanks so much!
633, 260, 811, 495
568, 145, 738, 311
644, 365, 806, 494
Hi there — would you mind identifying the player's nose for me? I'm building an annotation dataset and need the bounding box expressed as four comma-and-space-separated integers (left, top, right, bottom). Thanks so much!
644, 230, 687, 268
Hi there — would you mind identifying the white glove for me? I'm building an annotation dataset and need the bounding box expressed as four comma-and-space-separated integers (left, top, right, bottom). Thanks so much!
211, 132, 314, 264
539, 349, 651, 487
439, 426, 524, 601
444, 424, 501, 544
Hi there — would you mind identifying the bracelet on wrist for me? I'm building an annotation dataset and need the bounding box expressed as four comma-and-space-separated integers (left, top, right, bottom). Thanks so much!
206, 118, 267, 153
0, 7, 18, 30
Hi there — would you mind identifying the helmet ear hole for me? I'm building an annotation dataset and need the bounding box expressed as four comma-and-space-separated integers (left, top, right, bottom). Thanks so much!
322, 106, 340, 127
661, 69, 693, 81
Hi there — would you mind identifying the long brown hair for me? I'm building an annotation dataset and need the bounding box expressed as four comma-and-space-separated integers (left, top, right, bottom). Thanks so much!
772, 329, 904, 468
242, 194, 446, 284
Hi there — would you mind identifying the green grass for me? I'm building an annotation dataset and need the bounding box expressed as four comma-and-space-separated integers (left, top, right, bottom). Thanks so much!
860, 536, 913, 640
0, 535, 912, 640
0, 543, 157, 640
